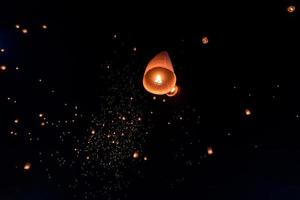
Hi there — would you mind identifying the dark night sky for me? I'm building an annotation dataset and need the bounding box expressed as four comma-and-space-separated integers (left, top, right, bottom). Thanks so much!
1, 0, 300, 199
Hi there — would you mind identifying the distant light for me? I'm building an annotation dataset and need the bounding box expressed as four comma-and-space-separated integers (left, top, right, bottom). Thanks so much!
14, 118, 19, 124
0, 48, 5, 52
41, 122, 46, 126
15, 24, 20, 29
133, 47, 137, 52
22, 28, 28, 34
245, 108, 252, 116
144, 156, 148, 161
202, 36, 209, 45
91, 129, 96, 134
207, 147, 214, 155
24, 162, 31, 170
39, 113, 44, 118
0, 65, 7, 71
42, 24, 48, 29
133, 151, 139, 159
287, 5, 296, 13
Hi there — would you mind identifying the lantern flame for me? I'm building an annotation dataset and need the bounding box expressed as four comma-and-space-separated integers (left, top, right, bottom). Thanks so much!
154, 74, 163, 85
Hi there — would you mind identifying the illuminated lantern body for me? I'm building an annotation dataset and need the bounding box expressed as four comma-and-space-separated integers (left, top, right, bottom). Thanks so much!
143, 51, 177, 95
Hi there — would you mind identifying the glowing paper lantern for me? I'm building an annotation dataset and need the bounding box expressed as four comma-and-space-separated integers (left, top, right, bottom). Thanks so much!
143, 51, 177, 95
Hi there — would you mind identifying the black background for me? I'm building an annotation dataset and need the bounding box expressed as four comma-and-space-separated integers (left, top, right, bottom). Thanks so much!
1, 0, 300, 199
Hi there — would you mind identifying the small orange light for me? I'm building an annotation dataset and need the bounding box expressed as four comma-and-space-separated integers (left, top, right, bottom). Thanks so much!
133, 151, 139, 159
287, 5, 296, 13
202, 36, 209, 44
245, 108, 252, 116
22, 28, 28, 34
207, 147, 214, 155
24, 162, 31, 170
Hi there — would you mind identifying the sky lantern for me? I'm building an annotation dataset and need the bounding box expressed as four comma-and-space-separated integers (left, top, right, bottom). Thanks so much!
143, 51, 178, 96
24, 162, 31, 171
207, 147, 214, 155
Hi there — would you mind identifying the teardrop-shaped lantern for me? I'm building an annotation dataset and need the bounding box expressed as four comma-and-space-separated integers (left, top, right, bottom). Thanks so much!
143, 51, 177, 95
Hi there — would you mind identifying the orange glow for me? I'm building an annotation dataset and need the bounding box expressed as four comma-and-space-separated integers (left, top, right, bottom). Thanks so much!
245, 108, 252, 116
207, 147, 214, 155
287, 5, 295, 13
167, 85, 179, 97
1, 65, 7, 71
133, 151, 139, 159
154, 74, 163, 85
22, 28, 28, 34
202, 36, 209, 44
143, 51, 177, 95
24, 162, 31, 170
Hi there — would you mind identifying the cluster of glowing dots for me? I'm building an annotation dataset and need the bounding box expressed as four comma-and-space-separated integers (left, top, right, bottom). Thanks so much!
38, 113, 47, 127
15, 23, 48, 34
132, 151, 148, 161
287, 5, 296, 13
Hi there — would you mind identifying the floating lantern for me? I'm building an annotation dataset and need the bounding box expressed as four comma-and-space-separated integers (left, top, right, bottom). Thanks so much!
143, 51, 178, 96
